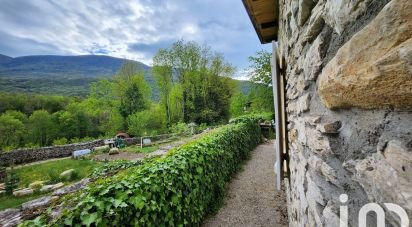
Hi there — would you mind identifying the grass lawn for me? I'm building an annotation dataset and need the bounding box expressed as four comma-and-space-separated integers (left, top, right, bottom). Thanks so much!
121, 145, 159, 153
14, 158, 101, 188
0, 192, 50, 211
0, 159, 101, 211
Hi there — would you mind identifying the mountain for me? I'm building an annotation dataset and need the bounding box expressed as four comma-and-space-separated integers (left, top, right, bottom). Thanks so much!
0, 55, 156, 97
0, 54, 12, 65
0, 54, 252, 98
0, 55, 149, 78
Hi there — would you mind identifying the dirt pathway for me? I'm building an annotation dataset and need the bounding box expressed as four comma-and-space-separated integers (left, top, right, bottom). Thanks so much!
202, 140, 288, 227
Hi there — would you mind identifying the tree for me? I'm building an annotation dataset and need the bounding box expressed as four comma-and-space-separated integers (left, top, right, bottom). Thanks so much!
153, 40, 235, 125
248, 50, 272, 86
127, 105, 166, 136
28, 110, 57, 147
247, 50, 274, 112
114, 61, 151, 118
0, 114, 25, 150
230, 92, 249, 117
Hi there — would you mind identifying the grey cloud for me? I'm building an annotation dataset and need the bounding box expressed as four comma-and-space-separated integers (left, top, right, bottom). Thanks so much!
0, 0, 266, 69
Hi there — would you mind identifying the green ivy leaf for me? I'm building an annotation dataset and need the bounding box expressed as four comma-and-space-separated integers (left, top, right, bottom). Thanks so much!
81, 212, 98, 227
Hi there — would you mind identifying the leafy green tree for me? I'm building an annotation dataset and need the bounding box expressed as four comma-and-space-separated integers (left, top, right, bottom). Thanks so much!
153, 40, 235, 125
114, 61, 151, 118
230, 92, 249, 117
249, 85, 274, 112
247, 50, 274, 113
169, 84, 184, 124
0, 114, 25, 150
248, 50, 272, 86
3, 110, 28, 123
28, 110, 58, 147
90, 78, 115, 102
127, 105, 167, 136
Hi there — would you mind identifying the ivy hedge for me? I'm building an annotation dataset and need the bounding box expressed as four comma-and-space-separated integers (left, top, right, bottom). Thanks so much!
27, 114, 267, 226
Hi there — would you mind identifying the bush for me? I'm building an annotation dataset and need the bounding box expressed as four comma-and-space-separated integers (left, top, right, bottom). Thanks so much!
169, 122, 190, 134
52, 138, 68, 146
4, 168, 19, 195
46, 169, 62, 184
25, 115, 262, 226
127, 105, 167, 136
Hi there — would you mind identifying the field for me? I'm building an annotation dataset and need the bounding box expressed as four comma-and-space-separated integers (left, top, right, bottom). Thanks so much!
0, 158, 101, 210
14, 158, 100, 188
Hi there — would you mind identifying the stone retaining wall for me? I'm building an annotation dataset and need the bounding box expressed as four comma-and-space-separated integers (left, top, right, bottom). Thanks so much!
278, 0, 411, 226
0, 137, 144, 167
0, 140, 105, 166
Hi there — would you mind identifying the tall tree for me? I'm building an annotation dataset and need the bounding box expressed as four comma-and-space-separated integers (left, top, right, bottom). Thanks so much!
247, 50, 274, 112
28, 110, 57, 147
0, 114, 25, 150
153, 40, 235, 125
113, 61, 150, 118
248, 50, 272, 86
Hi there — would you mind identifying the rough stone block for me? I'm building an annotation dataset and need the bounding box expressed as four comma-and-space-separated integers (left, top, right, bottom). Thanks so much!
22, 196, 53, 219
60, 169, 76, 181
316, 121, 342, 134
28, 181, 44, 190
109, 148, 120, 155
355, 140, 412, 224
304, 116, 321, 126
302, 2, 325, 43
303, 33, 326, 81
0, 209, 22, 227
318, 0, 412, 110
298, 0, 316, 26
322, 0, 372, 34
53, 178, 90, 196
13, 188, 34, 197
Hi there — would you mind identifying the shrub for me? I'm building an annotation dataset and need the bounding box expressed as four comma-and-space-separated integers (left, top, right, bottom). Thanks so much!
4, 168, 19, 195
52, 138, 68, 145
46, 169, 62, 184
25, 115, 262, 226
169, 122, 189, 134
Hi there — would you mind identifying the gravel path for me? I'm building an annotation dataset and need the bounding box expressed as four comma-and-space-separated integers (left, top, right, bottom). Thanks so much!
202, 140, 288, 227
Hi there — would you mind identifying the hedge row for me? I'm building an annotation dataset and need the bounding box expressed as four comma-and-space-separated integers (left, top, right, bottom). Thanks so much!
28, 115, 266, 226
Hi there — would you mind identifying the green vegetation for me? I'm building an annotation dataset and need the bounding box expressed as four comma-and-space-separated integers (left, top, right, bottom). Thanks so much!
153, 40, 235, 125
229, 50, 274, 117
0, 192, 50, 211
0, 159, 100, 211
23, 115, 264, 226
0, 43, 271, 154
4, 168, 19, 195
14, 159, 100, 187
121, 145, 160, 154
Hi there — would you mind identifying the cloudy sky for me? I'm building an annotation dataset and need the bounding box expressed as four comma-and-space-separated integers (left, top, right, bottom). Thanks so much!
0, 0, 271, 78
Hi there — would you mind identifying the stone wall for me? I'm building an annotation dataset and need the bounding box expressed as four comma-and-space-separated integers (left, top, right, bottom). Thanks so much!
0, 140, 105, 166
0, 137, 151, 167
0, 136, 167, 167
278, 0, 411, 226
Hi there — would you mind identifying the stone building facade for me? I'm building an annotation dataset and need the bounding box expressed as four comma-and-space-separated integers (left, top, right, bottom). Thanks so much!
244, 0, 411, 226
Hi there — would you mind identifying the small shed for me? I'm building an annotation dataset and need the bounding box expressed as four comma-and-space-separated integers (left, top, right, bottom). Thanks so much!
115, 132, 130, 139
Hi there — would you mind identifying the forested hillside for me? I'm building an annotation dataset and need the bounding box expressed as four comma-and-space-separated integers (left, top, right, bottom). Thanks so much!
0, 41, 272, 151
0, 54, 252, 98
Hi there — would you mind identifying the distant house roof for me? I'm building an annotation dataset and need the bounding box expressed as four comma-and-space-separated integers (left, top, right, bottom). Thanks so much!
116, 132, 130, 138
242, 0, 279, 44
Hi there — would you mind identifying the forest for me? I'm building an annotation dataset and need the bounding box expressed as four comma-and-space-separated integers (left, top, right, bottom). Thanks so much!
0, 41, 273, 151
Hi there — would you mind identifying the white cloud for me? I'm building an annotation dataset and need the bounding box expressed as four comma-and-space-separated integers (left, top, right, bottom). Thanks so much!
0, 0, 271, 69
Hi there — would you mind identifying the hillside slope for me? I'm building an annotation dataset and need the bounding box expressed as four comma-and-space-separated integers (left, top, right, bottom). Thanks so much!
0, 54, 252, 98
